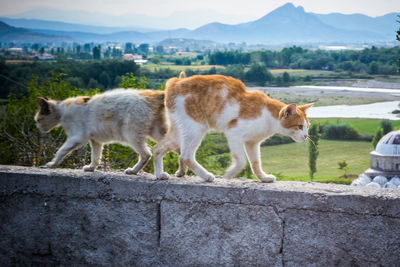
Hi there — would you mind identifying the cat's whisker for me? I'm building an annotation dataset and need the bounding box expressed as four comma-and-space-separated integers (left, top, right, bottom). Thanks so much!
306, 136, 316, 148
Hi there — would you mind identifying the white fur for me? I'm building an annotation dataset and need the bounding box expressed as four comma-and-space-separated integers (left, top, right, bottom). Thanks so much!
35, 89, 166, 174
154, 90, 309, 182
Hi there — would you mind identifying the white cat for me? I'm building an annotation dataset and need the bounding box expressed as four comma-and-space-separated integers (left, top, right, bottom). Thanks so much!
153, 72, 312, 182
35, 89, 184, 174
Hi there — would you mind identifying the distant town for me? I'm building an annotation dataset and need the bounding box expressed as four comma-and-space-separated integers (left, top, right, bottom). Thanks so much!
0, 39, 384, 64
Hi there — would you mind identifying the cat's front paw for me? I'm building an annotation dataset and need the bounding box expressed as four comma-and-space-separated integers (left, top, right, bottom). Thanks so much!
157, 172, 170, 180
259, 174, 276, 183
125, 167, 139, 175
203, 172, 215, 182
40, 162, 57, 168
83, 165, 96, 172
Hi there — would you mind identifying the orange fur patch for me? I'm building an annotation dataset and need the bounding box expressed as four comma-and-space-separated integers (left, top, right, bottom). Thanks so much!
279, 105, 310, 130
166, 75, 246, 127
165, 74, 311, 130
64, 96, 91, 107
227, 118, 238, 129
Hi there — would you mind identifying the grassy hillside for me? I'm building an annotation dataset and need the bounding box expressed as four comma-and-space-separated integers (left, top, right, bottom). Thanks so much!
260, 139, 372, 184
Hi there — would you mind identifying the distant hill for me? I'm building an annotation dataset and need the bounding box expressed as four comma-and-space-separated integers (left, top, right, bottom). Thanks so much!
1, 3, 398, 44
0, 17, 158, 34
0, 21, 72, 42
31, 28, 152, 43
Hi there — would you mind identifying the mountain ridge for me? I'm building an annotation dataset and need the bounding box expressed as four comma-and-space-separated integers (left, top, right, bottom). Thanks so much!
1, 3, 398, 44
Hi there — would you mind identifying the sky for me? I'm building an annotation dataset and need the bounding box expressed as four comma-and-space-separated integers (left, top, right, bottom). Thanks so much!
0, 0, 399, 29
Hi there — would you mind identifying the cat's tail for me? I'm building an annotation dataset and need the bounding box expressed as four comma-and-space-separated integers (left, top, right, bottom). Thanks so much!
165, 71, 186, 92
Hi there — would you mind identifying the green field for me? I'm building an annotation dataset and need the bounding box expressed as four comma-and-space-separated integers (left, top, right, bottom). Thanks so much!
269, 69, 335, 77
310, 118, 400, 135
260, 139, 372, 184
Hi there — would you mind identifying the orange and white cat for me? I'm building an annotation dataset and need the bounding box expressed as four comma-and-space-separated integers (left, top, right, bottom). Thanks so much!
35, 89, 185, 174
154, 72, 312, 182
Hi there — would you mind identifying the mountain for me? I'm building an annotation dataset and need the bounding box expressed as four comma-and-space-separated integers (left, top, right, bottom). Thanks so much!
1, 3, 398, 44
0, 17, 159, 34
0, 21, 72, 42
6, 7, 252, 30
31, 29, 152, 43
312, 12, 399, 40
186, 3, 389, 43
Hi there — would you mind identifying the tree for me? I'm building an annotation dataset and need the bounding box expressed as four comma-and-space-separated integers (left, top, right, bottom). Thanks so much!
125, 42, 134, 53
397, 16, 400, 71
308, 123, 320, 181
282, 71, 290, 83
338, 159, 349, 178
380, 119, 393, 135
138, 44, 149, 55
92, 46, 101, 60
372, 127, 384, 149
119, 73, 148, 89
244, 63, 273, 85
99, 71, 111, 88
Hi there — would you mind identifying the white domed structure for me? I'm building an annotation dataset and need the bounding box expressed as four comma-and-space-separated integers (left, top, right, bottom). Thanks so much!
364, 130, 400, 178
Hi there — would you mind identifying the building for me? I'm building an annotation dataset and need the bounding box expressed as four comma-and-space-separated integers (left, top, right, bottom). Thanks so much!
364, 130, 400, 178
352, 130, 400, 188
122, 54, 148, 65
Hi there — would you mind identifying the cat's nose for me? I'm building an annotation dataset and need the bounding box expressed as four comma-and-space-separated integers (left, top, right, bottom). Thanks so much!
304, 134, 308, 139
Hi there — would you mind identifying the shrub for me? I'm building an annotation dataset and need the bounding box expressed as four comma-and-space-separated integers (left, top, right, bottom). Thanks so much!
322, 123, 360, 140
261, 134, 294, 146
372, 127, 384, 149
380, 119, 393, 135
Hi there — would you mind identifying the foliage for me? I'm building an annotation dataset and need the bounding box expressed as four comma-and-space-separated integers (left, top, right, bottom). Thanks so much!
119, 73, 148, 89
208, 51, 251, 65
0, 73, 99, 166
372, 127, 384, 149
208, 46, 400, 74
0, 59, 140, 98
322, 123, 360, 140
308, 123, 320, 180
244, 63, 273, 85
261, 134, 294, 146
338, 159, 349, 178
397, 16, 400, 71
310, 118, 400, 136
379, 119, 393, 135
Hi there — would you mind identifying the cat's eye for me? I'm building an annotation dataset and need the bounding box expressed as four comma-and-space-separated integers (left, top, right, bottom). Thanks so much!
298, 125, 303, 130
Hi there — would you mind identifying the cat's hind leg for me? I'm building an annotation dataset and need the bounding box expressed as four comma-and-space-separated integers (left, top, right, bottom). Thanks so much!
125, 137, 152, 175
174, 148, 188, 177
178, 122, 214, 182
83, 139, 103, 172
153, 129, 180, 180
245, 141, 275, 183
224, 134, 247, 179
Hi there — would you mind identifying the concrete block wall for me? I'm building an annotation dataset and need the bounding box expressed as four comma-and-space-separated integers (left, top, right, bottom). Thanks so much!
0, 165, 399, 266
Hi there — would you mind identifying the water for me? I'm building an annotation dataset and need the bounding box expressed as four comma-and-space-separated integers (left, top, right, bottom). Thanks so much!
252, 85, 400, 120
307, 101, 400, 120
294, 85, 400, 96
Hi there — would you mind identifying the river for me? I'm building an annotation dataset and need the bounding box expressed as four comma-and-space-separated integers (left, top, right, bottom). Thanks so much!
307, 101, 400, 120
250, 85, 400, 120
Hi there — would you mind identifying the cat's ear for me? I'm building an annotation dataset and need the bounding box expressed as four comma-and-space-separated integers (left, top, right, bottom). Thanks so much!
36, 97, 50, 115
283, 104, 297, 118
299, 103, 313, 111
